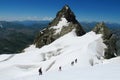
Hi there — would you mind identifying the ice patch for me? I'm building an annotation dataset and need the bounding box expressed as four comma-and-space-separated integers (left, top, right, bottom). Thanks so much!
51, 18, 69, 34
65, 6, 68, 9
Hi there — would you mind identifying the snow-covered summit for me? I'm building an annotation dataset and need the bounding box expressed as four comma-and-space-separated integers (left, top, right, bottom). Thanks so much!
34, 5, 85, 48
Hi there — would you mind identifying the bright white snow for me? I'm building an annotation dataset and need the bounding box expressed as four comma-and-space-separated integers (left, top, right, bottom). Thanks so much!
51, 18, 69, 34
12, 61, 120, 80
65, 6, 69, 10
0, 30, 120, 80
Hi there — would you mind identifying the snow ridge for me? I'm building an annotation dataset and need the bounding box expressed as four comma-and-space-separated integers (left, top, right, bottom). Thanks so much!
0, 30, 120, 80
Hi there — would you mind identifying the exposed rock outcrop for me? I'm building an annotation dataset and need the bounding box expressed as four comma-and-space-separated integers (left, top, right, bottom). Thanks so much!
34, 5, 85, 48
93, 22, 117, 59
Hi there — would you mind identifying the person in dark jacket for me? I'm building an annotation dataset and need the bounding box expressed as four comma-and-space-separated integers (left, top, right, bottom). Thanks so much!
38, 68, 42, 75
75, 59, 77, 63
71, 61, 74, 66
59, 66, 62, 71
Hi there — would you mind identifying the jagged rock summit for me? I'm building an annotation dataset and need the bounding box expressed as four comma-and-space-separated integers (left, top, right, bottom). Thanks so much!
93, 22, 117, 59
34, 5, 85, 48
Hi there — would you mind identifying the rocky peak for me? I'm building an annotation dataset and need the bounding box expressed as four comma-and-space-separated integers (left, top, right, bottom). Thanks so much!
34, 5, 85, 48
64, 5, 69, 10
93, 22, 112, 39
93, 22, 117, 59
49, 5, 78, 27
61, 5, 70, 12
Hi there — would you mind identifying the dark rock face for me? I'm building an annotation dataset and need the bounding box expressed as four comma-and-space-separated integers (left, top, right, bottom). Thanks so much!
93, 22, 117, 59
34, 5, 85, 48
49, 5, 80, 26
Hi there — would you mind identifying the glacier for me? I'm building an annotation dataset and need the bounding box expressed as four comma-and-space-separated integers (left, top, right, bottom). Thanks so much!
0, 30, 120, 80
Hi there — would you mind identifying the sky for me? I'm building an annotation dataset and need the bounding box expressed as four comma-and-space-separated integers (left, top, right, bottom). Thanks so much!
0, 0, 120, 23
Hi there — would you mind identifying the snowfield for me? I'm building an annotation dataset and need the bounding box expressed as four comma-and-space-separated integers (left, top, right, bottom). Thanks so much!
50, 17, 69, 34
0, 30, 120, 80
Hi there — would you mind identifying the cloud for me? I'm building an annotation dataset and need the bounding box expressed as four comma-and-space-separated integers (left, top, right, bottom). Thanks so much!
41, 17, 53, 21
0, 16, 53, 21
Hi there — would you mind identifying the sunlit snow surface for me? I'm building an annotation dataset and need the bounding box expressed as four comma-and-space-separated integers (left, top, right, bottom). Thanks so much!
0, 30, 120, 80
51, 18, 69, 34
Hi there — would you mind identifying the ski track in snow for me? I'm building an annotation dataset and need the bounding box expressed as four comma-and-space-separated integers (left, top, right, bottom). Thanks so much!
0, 54, 15, 62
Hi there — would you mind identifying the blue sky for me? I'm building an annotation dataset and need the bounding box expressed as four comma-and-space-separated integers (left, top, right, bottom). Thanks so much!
0, 0, 120, 23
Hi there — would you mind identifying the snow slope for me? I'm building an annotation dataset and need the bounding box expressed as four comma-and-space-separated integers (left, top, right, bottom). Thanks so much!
50, 17, 69, 34
12, 60, 120, 80
0, 30, 120, 80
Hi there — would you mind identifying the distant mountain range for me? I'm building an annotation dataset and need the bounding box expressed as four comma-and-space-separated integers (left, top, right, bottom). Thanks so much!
0, 21, 48, 54
80, 21, 120, 31
0, 20, 120, 28
12, 20, 50, 26
0, 20, 120, 54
